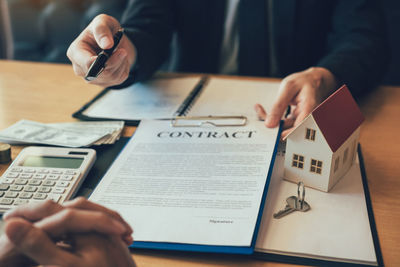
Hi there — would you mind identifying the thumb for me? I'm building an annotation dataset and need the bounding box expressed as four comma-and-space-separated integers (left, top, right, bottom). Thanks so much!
5, 218, 76, 266
265, 80, 299, 128
90, 14, 120, 49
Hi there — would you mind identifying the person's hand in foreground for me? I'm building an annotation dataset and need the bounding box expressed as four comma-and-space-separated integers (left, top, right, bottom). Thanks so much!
0, 198, 136, 267
67, 14, 136, 87
255, 67, 337, 138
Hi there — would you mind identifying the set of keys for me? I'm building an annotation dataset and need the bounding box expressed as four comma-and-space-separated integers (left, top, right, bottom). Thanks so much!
273, 182, 311, 219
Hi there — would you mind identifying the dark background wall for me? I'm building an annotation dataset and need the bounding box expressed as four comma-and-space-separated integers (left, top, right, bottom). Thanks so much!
1, 0, 399, 85
381, 0, 400, 85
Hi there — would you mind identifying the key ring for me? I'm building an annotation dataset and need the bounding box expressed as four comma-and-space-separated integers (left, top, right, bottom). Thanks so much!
297, 181, 305, 209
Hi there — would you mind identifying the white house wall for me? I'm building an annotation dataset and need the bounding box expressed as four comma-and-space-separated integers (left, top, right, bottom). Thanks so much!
328, 127, 360, 191
284, 115, 332, 191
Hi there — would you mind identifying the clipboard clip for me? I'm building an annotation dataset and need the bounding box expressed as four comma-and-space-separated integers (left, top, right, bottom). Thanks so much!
171, 116, 247, 127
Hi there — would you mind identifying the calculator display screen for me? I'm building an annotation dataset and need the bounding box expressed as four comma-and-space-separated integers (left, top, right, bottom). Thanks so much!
22, 156, 84, 169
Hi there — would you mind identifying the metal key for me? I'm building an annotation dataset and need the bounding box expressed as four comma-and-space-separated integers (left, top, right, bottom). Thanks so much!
295, 181, 311, 212
273, 196, 298, 219
273, 181, 311, 219
294, 197, 311, 213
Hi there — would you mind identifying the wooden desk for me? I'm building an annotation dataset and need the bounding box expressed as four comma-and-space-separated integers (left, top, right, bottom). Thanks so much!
0, 60, 399, 267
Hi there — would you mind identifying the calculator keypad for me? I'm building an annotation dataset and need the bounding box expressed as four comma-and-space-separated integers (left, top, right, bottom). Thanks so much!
0, 168, 80, 210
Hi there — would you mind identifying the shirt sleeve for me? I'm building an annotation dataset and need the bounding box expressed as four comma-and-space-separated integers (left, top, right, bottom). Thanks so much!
120, 0, 175, 83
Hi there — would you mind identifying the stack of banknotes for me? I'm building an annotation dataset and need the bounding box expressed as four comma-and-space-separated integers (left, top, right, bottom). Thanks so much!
0, 120, 125, 147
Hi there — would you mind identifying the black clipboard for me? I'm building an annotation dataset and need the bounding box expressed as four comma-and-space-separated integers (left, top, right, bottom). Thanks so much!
72, 76, 209, 126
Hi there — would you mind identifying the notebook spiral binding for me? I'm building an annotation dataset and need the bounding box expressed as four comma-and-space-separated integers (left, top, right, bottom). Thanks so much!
174, 76, 209, 116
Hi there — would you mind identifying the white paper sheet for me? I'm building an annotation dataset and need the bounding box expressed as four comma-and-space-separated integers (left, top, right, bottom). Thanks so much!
81, 76, 280, 122
90, 119, 279, 246
188, 77, 280, 120
255, 150, 377, 265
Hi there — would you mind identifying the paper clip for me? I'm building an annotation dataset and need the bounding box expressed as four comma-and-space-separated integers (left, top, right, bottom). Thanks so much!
171, 116, 247, 127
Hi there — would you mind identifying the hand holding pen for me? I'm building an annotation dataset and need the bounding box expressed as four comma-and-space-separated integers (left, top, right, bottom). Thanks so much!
67, 14, 137, 87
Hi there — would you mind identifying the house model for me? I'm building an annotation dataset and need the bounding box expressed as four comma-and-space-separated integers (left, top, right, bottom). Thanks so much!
283, 85, 364, 192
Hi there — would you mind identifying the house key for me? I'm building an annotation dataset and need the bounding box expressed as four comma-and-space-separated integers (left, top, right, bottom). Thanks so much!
273, 182, 311, 219
273, 195, 298, 219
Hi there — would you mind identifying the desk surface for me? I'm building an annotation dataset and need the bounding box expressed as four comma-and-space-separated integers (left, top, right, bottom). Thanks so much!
0, 60, 399, 267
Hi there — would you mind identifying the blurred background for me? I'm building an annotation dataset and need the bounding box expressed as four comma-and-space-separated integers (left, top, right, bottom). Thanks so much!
0, 0, 399, 85
0, 0, 127, 62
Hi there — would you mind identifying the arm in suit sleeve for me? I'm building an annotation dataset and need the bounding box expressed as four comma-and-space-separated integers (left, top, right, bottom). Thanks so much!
316, 0, 389, 97
120, 0, 174, 83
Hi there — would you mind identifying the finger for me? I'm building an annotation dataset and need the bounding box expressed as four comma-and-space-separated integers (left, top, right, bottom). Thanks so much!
254, 104, 267, 121
282, 117, 296, 130
102, 48, 127, 73
111, 57, 130, 85
90, 15, 120, 49
94, 24, 113, 49
265, 80, 300, 128
72, 233, 136, 266
281, 128, 294, 139
292, 109, 313, 132
87, 52, 129, 87
3, 200, 62, 222
0, 234, 37, 267
292, 99, 317, 129
121, 57, 132, 83
34, 208, 128, 238
5, 218, 76, 266
72, 56, 97, 77
72, 63, 85, 77
67, 41, 97, 74
281, 108, 315, 141
124, 235, 134, 246
63, 197, 133, 235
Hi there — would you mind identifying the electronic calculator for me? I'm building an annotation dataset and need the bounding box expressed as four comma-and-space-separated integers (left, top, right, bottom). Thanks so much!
0, 146, 96, 213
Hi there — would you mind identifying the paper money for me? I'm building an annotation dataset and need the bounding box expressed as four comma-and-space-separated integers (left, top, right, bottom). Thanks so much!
0, 120, 125, 147
48, 121, 124, 145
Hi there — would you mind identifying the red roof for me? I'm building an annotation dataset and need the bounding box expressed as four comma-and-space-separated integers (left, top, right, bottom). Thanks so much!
312, 85, 364, 152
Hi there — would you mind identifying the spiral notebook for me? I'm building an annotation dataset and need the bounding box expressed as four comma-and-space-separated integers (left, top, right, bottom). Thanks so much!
73, 75, 281, 125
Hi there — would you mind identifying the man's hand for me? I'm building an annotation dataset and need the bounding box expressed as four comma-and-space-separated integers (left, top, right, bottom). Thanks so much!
67, 14, 137, 87
255, 67, 337, 138
0, 198, 135, 267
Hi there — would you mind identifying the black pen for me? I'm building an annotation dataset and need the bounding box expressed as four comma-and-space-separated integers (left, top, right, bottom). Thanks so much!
85, 28, 124, 81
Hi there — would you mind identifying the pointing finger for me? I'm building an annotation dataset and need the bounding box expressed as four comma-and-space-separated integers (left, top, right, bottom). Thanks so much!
265, 79, 300, 128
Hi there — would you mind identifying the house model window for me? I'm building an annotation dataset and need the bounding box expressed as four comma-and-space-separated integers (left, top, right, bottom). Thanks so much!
292, 154, 304, 169
305, 128, 316, 141
334, 157, 340, 173
310, 159, 323, 174
343, 148, 349, 164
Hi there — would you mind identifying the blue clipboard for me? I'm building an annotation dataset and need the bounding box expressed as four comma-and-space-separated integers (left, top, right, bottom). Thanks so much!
127, 123, 283, 255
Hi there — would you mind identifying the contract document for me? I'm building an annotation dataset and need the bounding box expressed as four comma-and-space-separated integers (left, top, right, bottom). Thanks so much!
90, 119, 280, 250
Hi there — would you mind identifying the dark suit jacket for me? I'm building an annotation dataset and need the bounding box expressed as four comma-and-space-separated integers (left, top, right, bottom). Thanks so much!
121, 0, 388, 97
